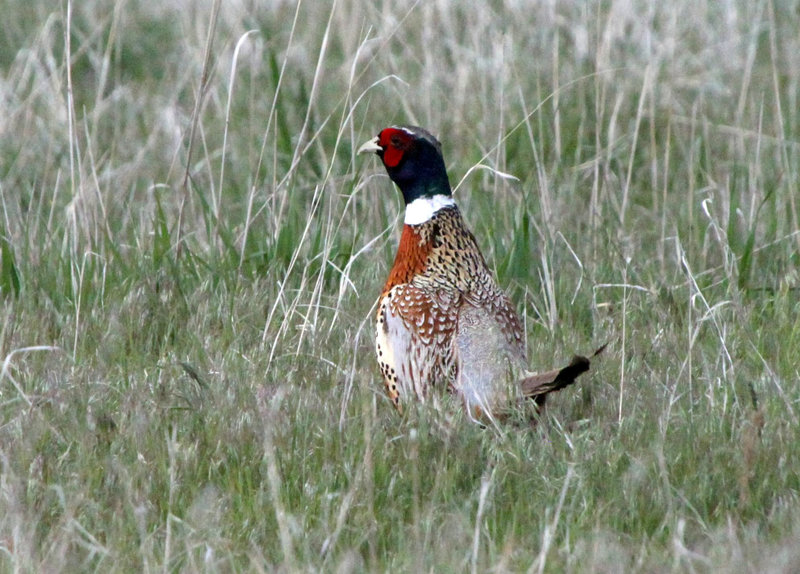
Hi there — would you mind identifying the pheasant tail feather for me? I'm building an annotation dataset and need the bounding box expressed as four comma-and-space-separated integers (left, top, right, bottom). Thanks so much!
519, 343, 608, 398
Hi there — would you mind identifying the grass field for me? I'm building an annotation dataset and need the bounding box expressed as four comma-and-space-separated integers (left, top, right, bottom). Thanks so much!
2, 0, 800, 571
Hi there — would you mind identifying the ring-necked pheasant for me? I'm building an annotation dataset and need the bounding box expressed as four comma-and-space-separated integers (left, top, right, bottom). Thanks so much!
358, 125, 602, 424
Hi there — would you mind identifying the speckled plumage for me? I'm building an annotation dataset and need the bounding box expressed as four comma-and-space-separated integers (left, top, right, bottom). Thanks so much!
375, 205, 525, 413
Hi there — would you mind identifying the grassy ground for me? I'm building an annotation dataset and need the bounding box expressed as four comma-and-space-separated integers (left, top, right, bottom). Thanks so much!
1, 0, 799, 571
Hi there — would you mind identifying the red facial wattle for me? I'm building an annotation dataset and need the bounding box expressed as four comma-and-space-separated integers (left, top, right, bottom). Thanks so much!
379, 128, 409, 168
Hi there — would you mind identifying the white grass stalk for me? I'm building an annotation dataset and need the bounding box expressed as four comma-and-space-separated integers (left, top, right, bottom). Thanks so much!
219, 29, 259, 247
557, 232, 584, 305
677, 239, 734, 375
63, 0, 77, 237
263, 425, 295, 569
454, 164, 519, 195
621, 63, 654, 225
178, 0, 221, 256
618, 267, 627, 423
248, 0, 303, 246
338, 314, 375, 430
538, 246, 557, 333
659, 121, 672, 275
163, 426, 178, 573
239, 0, 307, 269
530, 465, 574, 574
321, 392, 374, 562
276, 0, 335, 228
471, 468, 494, 574
262, 0, 341, 361
766, 0, 800, 253
1, 346, 62, 407
748, 342, 798, 425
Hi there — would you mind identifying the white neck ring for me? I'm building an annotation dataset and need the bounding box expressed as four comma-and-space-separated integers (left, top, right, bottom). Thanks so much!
404, 195, 456, 225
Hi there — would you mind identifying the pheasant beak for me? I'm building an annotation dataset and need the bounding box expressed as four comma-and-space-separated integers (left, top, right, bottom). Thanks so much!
357, 135, 383, 155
